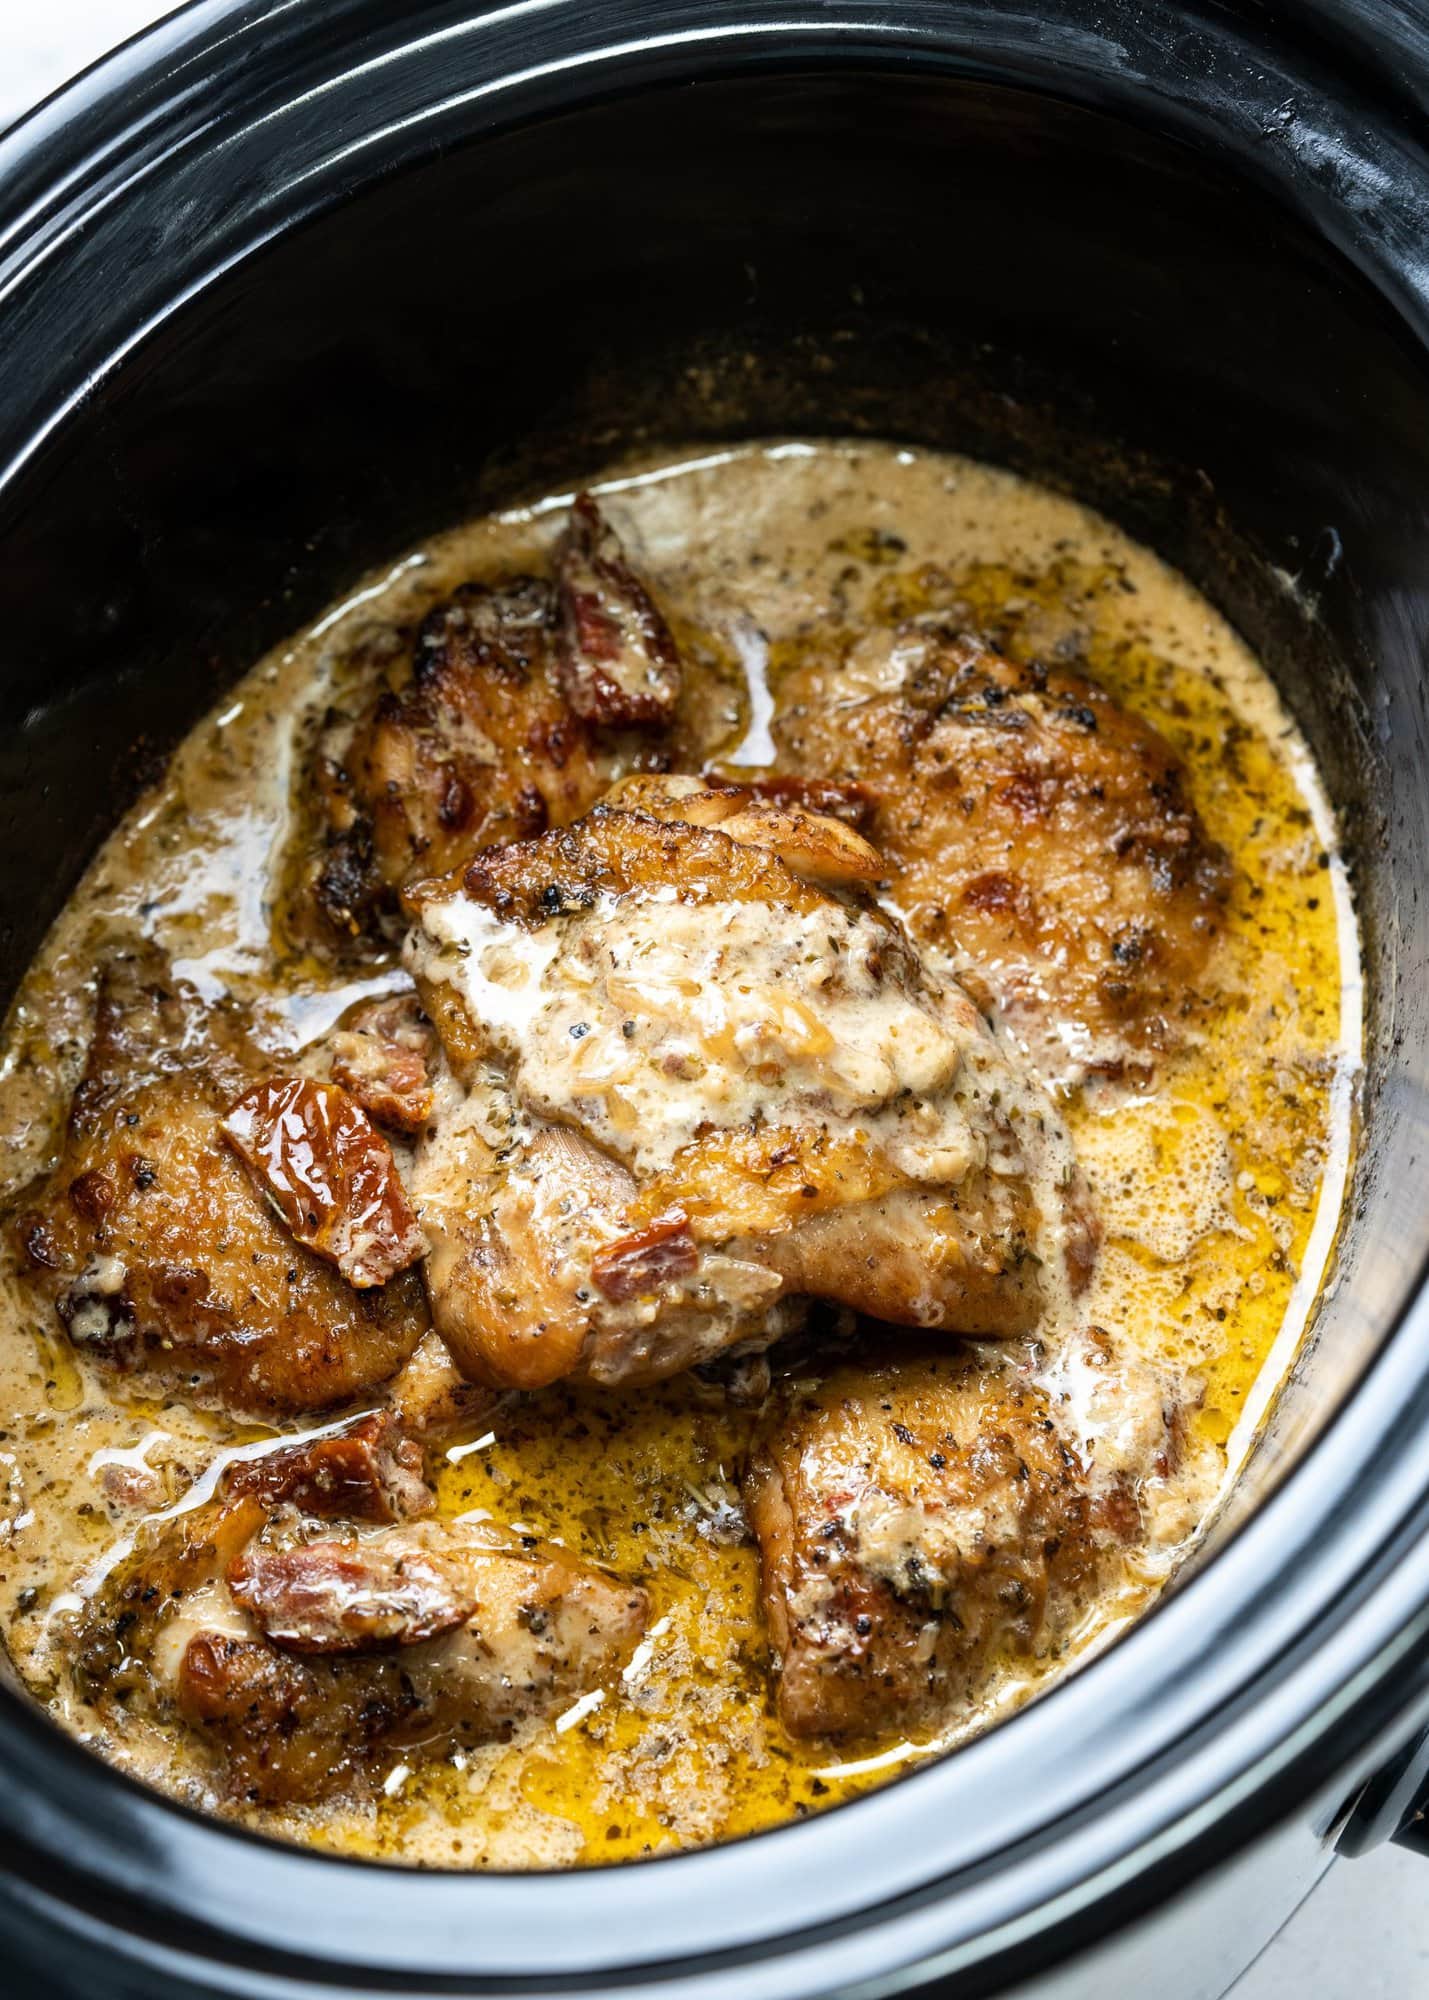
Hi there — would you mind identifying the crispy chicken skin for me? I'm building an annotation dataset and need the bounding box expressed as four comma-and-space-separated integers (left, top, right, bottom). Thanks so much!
11, 949, 427, 1415
405, 792, 1088, 1390
743, 1338, 1175, 1737
305, 498, 686, 952
77, 1460, 648, 1804
774, 621, 1231, 1079
313, 577, 600, 947
600, 773, 883, 886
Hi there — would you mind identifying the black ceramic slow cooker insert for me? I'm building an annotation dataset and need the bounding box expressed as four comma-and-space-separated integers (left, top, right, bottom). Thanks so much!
3, 3, 1429, 1996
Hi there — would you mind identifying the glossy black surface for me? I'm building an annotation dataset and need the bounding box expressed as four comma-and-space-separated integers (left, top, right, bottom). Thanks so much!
2, 2, 1429, 1995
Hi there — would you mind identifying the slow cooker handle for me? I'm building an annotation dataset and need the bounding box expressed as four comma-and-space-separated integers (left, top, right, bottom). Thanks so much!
1337, 1727, 1429, 1857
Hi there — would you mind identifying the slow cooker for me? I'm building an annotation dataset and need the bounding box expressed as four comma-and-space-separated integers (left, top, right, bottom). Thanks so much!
3, 1, 1429, 1994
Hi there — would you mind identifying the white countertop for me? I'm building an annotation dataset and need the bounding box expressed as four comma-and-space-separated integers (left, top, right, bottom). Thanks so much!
3, 7, 1427, 1996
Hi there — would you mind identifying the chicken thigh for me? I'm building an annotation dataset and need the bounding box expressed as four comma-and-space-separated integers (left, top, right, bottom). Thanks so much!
11, 947, 428, 1415
774, 620, 1231, 1081
743, 1333, 1188, 1736
404, 788, 1093, 1390
299, 498, 688, 954
77, 1433, 646, 1804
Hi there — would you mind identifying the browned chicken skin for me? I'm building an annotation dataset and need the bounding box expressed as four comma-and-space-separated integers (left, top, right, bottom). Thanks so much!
304, 498, 688, 953
743, 1338, 1177, 1737
11, 949, 428, 1415
774, 621, 1231, 1080
405, 793, 1088, 1391
600, 773, 883, 887
313, 577, 600, 947
76, 1424, 647, 1805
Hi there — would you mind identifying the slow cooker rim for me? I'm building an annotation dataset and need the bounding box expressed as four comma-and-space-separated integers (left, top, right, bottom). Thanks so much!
1, 2, 1428, 1992
7, 0, 1429, 479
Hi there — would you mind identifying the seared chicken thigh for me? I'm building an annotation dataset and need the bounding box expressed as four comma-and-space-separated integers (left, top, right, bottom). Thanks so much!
77, 1437, 646, 1804
404, 789, 1092, 1390
744, 1334, 1186, 1736
11, 948, 428, 1415
301, 498, 688, 953
775, 621, 1231, 1080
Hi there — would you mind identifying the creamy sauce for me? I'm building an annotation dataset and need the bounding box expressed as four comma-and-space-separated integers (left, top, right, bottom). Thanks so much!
416, 894, 989, 1177
413, 883, 1060, 1217
0, 441, 1359, 1865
